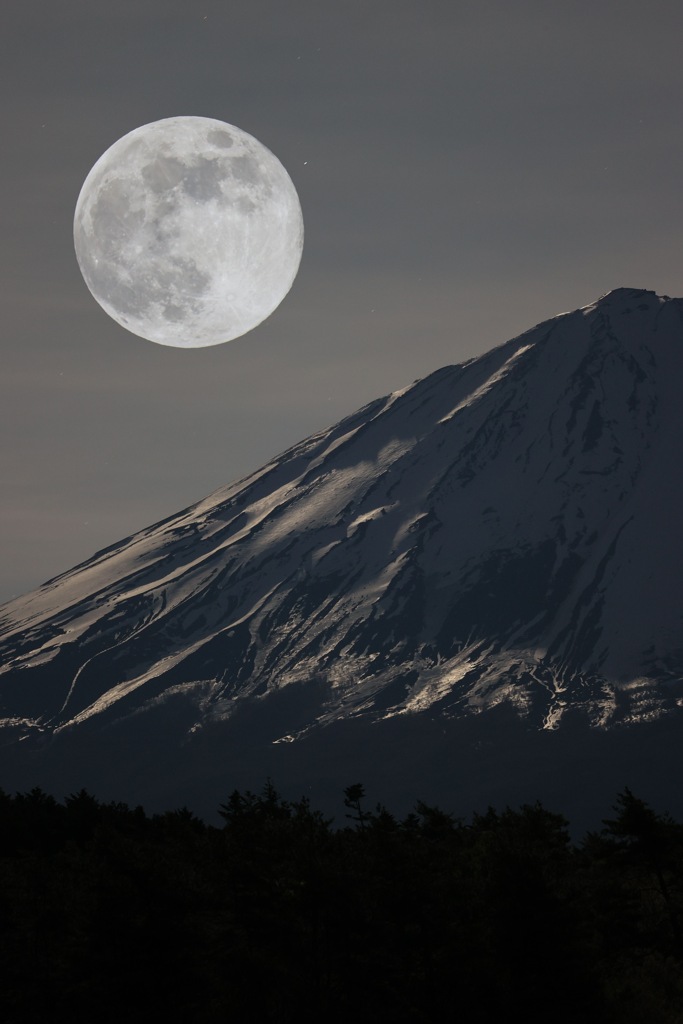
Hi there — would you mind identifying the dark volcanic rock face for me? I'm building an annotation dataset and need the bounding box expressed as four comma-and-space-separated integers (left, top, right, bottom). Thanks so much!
1, 288, 683, 767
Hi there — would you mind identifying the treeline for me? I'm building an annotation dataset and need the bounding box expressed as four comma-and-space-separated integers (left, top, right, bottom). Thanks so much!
0, 783, 682, 1023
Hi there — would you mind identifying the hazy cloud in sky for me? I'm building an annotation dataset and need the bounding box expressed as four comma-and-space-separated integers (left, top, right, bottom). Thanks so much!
2, 1, 683, 602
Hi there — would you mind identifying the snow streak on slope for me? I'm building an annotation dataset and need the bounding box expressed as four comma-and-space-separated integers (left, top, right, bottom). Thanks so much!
1, 288, 682, 741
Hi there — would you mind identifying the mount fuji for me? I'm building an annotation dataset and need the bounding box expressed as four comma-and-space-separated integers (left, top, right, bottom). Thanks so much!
1, 287, 682, 823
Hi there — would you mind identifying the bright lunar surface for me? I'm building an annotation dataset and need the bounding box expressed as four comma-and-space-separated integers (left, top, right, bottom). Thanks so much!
73, 116, 304, 347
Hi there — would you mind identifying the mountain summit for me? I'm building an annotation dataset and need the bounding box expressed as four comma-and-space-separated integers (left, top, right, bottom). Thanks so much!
1, 288, 682, 818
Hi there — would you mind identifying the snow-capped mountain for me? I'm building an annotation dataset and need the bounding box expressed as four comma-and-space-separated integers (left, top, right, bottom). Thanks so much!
2, 286, 682, 764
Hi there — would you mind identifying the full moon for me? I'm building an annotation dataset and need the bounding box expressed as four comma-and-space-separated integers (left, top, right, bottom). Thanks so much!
73, 116, 304, 347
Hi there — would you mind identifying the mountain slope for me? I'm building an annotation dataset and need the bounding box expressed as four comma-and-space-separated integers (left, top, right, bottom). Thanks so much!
2, 286, 682, 760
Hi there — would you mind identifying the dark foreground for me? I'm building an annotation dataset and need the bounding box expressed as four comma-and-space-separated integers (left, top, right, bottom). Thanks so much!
1, 783, 682, 1022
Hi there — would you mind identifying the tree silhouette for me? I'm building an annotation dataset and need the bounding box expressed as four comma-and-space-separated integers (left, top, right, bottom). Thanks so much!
343, 783, 367, 829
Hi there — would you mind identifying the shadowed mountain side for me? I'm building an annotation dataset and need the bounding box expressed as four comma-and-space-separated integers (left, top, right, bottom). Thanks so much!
1, 686, 682, 834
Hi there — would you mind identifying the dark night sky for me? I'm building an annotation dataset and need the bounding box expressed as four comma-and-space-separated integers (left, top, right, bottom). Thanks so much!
2, 1, 683, 604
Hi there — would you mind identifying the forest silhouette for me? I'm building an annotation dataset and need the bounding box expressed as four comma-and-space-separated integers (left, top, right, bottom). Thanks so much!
0, 781, 682, 1022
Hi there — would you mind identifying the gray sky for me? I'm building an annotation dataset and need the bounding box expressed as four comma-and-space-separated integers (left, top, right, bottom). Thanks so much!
2, 0, 683, 604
